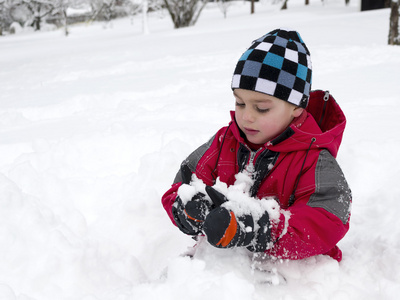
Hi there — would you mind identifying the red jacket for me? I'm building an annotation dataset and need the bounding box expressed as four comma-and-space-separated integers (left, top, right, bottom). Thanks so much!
162, 90, 351, 261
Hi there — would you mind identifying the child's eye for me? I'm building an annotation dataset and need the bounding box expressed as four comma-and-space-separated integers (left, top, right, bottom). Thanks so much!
235, 101, 245, 108
256, 107, 270, 113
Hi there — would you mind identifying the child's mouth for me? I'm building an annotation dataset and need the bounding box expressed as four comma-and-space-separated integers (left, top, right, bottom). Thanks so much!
243, 127, 259, 136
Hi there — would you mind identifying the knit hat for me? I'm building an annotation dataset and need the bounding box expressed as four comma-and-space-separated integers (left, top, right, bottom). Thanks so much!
231, 28, 312, 108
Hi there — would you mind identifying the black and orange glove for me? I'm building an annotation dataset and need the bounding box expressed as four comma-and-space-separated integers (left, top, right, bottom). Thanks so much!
171, 164, 213, 235
203, 186, 271, 252
172, 193, 211, 235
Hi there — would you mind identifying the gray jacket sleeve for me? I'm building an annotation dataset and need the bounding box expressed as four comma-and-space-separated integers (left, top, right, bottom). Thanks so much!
307, 150, 352, 224
173, 134, 217, 184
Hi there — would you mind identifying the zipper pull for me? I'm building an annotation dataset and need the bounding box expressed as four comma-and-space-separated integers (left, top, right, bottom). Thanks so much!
318, 90, 330, 127
246, 148, 263, 174
246, 151, 256, 174
323, 90, 330, 101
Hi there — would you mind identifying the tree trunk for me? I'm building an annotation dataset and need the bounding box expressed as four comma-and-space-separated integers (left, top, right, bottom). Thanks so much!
388, 0, 400, 45
251, 0, 255, 14
142, 0, 149, 34
164, 0, 209, 29
191, 0, 209, 26
281, 0, 288, 10
63, 9, 69, 36
34, 16, 41, 31
305, 0, 309, 5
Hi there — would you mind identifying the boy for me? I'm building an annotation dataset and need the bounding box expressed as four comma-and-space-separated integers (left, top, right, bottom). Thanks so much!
161, 29, 351, 262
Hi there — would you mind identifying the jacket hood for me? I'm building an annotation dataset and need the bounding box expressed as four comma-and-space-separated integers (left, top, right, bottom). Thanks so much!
230, 90, 347, 158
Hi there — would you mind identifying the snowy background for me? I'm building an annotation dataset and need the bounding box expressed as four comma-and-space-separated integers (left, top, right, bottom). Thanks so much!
1, 0, 400, 299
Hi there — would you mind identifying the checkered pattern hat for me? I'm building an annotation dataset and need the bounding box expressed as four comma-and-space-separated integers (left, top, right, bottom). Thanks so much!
231, 29, 312, 108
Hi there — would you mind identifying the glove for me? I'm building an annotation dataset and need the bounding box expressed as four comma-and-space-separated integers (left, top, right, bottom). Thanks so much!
203, 186, 271, 252
246, 211, 271, 252
171, 164, 213, 235
172, 193, 211, 235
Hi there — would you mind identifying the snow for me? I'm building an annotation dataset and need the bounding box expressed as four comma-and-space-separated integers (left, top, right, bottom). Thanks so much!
0, 0, 400, 299
178, 171, 285, 235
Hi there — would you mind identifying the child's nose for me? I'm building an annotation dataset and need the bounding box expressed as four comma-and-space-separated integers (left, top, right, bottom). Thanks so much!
242, 108, 256, 122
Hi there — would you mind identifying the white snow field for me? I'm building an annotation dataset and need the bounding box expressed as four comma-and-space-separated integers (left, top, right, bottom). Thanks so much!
0, 0, 400, 299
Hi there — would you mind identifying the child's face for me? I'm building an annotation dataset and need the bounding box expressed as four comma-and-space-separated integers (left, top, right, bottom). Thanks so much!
234, 89, 303, 145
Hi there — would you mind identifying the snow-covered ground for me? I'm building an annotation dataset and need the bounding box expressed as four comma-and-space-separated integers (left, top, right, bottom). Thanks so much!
1, 1, 400, 299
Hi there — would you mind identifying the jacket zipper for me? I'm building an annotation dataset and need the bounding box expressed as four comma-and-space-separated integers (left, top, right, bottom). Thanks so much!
318, 90, 330, 127
244, 145, 262, 174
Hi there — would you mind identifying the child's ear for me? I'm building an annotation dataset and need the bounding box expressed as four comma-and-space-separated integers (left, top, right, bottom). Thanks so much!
293, 107, 304, 118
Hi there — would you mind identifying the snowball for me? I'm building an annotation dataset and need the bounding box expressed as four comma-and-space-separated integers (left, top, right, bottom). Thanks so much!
177, 183, 197, 204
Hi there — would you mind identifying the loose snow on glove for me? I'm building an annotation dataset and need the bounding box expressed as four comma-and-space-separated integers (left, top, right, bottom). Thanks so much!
177, 171, 290, 236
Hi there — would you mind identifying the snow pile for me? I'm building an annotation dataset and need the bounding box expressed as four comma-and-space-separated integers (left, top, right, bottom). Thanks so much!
210, 174, 283, 223
177, 171, 287, 239
0, 0, 400, 299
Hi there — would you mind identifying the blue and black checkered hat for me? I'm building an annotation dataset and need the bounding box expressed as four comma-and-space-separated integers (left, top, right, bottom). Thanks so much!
231, 29, 312, 108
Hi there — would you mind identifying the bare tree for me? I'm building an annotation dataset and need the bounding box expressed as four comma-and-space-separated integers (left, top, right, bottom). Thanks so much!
6, 0, 69, 31
18, 0, 56, 30
217, 0, 231, 18
388, 0, 399, 45
142, 0, 148, 34
89, 0, 116, 23
88, 0, 141, 24
137, 0, 163, 34
0, 0, 5, 34
0, 0, 143, 34
163, 0, 208, 28
1, 0, 31, 32
59, 0, 73, 36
